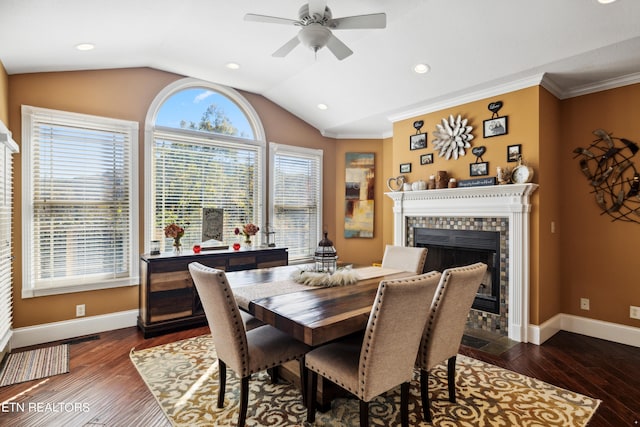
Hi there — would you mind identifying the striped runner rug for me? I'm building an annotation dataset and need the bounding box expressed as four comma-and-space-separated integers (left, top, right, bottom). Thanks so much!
0, 344, 69, 387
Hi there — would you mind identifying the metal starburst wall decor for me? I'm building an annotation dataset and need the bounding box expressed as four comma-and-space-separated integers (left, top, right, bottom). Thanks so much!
432, 114, 474, 160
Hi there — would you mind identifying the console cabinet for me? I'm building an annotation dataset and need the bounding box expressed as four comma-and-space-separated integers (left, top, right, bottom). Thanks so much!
138, 247, 288, 338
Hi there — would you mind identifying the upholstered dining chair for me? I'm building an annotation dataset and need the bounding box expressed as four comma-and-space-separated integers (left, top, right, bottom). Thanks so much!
416, 262, 488, 422
188, 262, 310, 427
305, 271, 442, 427
381, 244, 428, 273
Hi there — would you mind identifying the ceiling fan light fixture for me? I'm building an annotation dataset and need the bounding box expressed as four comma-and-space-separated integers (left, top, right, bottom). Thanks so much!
298, 24, 331, 52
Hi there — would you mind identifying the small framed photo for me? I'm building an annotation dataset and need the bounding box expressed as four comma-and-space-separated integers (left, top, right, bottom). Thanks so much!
483, 116, 508, 138
470, 161, 489, 176
507, 144, 522, 162
400, 162, 412, 173
410, 133, 427, 150
420, 153, 434, 165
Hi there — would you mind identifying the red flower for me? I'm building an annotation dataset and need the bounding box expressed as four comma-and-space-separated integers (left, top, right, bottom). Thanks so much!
164, 223, 185, 239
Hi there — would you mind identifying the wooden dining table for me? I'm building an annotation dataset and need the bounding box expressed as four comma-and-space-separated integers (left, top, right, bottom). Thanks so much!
228, 264, 414, 346
227, 263, 416, 408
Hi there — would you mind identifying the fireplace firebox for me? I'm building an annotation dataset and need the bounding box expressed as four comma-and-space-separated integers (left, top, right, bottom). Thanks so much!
414, 227, 500, 314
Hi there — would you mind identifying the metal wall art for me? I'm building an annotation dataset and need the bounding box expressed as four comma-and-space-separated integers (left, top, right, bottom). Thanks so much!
573, 128, 640, 223
432, 114, 474, 160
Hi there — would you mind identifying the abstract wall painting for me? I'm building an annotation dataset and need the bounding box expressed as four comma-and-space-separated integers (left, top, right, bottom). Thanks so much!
344, 153, 375, 238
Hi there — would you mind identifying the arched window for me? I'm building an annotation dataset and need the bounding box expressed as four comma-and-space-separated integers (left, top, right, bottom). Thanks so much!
145, 78, 266, 252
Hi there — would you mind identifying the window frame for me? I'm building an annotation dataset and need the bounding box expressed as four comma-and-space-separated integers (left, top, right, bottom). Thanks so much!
21, 105, 139, 298
269, 142, 323, 263
144, 78, 267, 252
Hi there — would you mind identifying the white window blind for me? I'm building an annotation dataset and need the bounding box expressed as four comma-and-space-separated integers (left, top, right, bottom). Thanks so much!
22, 106, 139, 297
0, 123, 18, 351
151, 130, 264, 249
270, 143, 322, 261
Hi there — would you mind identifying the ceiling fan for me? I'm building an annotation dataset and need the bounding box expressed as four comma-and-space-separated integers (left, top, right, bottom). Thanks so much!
244, 0, 386, 60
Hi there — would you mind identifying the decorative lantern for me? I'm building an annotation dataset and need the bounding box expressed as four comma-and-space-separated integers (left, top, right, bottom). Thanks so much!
314, 232, 338, 273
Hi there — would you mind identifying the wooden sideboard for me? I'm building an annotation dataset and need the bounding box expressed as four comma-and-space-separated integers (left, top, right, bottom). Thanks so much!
138, 247, 288, 338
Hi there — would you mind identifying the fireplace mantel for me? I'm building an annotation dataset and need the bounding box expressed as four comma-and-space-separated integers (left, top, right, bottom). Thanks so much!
386, 183, 538, 342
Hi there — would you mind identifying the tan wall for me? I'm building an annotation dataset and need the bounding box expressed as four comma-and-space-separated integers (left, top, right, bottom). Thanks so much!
333, 138, 386, 265
536, 87, 563, 324
559, 83, 640, 328
7, 68, 337, 328
0, 60, 7, 124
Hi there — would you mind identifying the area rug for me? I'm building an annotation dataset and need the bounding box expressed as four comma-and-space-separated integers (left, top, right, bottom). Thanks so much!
130, 335, 600, 426
0, 344, 69, 387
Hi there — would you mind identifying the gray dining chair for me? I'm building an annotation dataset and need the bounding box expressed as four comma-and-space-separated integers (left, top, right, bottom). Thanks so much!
188, 262, 310, 427
381, 244, 428, 273
416, 262, 488, 422
305, 271, 442, 427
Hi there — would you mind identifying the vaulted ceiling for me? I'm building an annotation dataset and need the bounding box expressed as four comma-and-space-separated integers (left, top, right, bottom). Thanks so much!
1, 0, 639, 138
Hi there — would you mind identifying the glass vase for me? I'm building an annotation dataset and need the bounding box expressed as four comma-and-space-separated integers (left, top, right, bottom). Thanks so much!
173, 237, 182, 253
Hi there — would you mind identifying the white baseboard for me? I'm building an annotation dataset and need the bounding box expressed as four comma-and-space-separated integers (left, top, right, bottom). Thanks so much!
529, 313, 640, 348
11, 309, 138, 349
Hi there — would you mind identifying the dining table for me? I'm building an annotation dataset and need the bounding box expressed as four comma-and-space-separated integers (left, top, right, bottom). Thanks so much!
228, 263, 415, 346
227, 263, 416, 408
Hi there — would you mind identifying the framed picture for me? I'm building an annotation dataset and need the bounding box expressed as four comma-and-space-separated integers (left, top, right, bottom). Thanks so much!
400, 162, 412, 173
470, 161, 489, 176
507, 144, 522, 162
483, 116, 508, 138
420, 153, 434, 165
409, 133, 427, 150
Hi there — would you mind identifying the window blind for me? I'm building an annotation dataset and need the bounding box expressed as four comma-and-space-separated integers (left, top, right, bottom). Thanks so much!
22, 106, 138, 296
270, 143, 323, 261
1, 123, 18, 350
152, 130, 263, 249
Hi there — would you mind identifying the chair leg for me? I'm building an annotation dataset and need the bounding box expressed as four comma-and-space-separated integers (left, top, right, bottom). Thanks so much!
447, 356, 457, 403
306, 369, 318, 423
217, 360, 227, 408
420, 369, 432, 422
359, 400, 369, 427
238, 376, 250, 427
267, 367, 279, 384
299, 357, 307, 407
401, 382, 409, 427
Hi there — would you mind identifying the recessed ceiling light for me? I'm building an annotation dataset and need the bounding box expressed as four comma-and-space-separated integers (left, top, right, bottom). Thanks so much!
598, 0, 617, 3
317, 103, 328, 110
226, 62, 240, 70
75, 43, 95, 51
414, 63, 430, 74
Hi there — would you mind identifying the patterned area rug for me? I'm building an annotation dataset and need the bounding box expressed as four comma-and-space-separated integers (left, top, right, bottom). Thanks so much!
0, 344, 69, 387
130, 335, 600, 426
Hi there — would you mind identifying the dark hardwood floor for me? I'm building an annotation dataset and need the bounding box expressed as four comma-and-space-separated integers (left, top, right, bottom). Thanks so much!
0, 326, 638, 426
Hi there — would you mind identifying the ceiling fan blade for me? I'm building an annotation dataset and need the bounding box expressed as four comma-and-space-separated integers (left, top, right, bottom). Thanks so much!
326, 33, 353, 60
244, 13, 298, 25
272, 36, 301, 57
329, 13, 387, 30
308, 0, 328, 19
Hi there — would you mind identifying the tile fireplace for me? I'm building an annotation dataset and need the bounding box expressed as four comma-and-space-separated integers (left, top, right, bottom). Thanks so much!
386, 183, 538, 342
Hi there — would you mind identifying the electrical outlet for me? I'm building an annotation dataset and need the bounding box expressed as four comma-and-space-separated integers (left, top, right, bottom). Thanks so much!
76, 304, 85, 317
631, 305, 640, 320
580, 298, 590, 310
